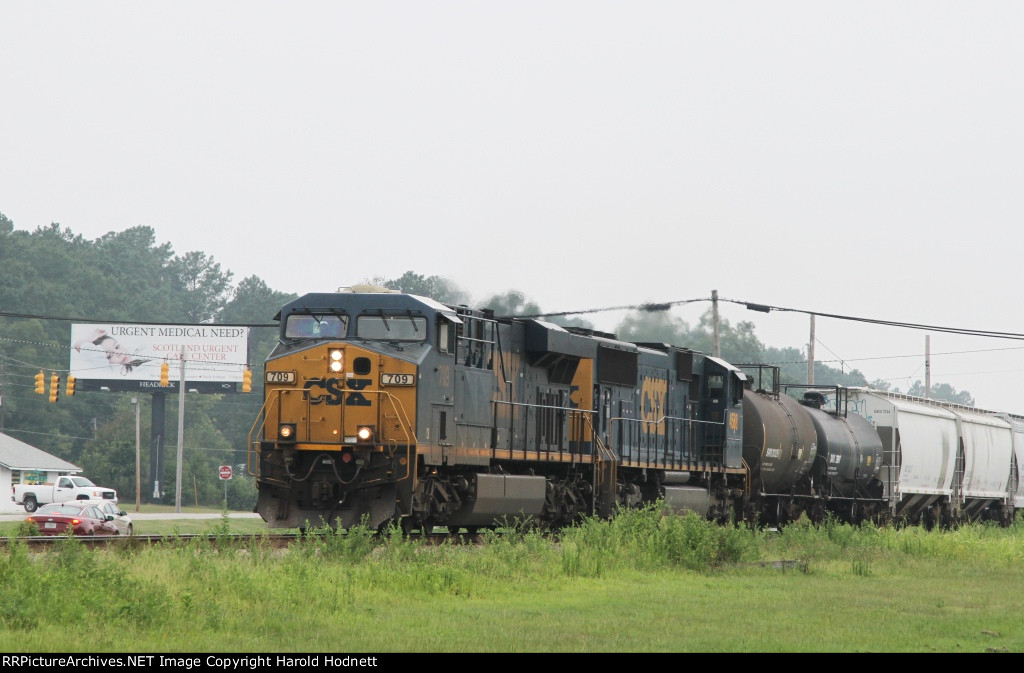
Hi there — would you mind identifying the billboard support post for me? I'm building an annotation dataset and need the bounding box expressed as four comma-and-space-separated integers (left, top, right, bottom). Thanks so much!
174, 346, 186, 513
151, 395, 165, 501
132, 397, 141, 513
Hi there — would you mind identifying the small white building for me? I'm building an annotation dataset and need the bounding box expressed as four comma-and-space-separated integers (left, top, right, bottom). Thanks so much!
0, 431, 82, 514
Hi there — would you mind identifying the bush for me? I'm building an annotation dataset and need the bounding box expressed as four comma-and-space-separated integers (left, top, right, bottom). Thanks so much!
10, 520, 39, 537
557, 503, 757, 574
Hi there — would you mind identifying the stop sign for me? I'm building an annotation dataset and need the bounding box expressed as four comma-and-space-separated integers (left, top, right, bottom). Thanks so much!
219, 465, 233, 480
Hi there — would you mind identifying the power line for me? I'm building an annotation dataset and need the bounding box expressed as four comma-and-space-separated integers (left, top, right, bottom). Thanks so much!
0, 309, 276, 327
720, 297, 1024, 340
508, 295, 1024, 341
8, 294, 1023, 341
507, 298, 706, 320
763, 344, 1024, 368
0, 426, 244, 451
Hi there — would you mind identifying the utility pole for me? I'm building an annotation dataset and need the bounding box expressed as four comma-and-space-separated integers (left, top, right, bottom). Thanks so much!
0, 361, 5, 431
808, 314, 815, 384
925, 335, 931, 399
711, 289, 720, 358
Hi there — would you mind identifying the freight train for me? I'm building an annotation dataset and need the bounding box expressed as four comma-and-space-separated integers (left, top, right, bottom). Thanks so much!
247, 287, 1022, 532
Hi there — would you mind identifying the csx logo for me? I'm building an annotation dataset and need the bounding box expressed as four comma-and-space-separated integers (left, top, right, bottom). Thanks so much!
304, 378, 372, 406
640, 376, 667, 431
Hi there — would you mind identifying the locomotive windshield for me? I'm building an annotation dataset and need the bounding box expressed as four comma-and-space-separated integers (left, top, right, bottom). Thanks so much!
356, 314, 427, 341
284, 314, 347, 339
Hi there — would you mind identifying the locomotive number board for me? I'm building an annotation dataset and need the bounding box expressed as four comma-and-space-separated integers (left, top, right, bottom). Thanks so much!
381, 373, 415, 386
265, 371, 296, 384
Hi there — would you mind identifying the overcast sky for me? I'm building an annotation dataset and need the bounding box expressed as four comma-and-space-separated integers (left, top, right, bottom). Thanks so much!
3, 2, 1024, 412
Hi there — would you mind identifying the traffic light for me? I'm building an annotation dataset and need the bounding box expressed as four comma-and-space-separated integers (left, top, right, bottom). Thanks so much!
48, 373, 59, 403
65, 375, 76, 396
160, 361, 169, 386
241, 368, 252, 393
34, 370, 45, 394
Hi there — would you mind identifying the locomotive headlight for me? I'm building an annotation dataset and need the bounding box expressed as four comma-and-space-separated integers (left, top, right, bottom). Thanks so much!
278, 423, 297, 443
356, 425, 375, 443
328, 349, 344, 373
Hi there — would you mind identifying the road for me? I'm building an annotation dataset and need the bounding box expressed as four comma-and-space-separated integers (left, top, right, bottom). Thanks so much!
0, 508, 261, 523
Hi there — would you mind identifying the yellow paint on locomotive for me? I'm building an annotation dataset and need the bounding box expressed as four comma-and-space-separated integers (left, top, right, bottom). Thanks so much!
491, 350, 524, 427
262, 344, 417, 449
640, 375, 668, 434
569, 358, 595, 442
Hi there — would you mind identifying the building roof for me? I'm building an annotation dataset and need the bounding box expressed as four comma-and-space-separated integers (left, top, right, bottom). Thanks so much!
0, 432, 81, 473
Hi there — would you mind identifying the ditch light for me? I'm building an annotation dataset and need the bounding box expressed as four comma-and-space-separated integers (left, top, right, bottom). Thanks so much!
278, 423, 296, 443
344, 425, 375, 444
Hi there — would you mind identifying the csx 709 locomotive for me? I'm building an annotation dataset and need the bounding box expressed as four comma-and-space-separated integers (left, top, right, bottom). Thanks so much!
248, 287, 1021, 531
249, 286, 751, 532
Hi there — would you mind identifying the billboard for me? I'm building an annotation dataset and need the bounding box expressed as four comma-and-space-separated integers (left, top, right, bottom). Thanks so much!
69, 324, 250, 393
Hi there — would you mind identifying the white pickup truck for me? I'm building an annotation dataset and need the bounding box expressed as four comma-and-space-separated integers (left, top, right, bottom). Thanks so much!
12, 475, 118, 513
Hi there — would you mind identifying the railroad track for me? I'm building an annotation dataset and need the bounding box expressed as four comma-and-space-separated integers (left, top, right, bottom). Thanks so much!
0, 530, 484, 550
0, 533, 299, 550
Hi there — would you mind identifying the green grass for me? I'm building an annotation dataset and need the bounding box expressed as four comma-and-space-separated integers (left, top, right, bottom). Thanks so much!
129, 517, 291, 536
1, 507, 1022, 653
126, 503, 231, 514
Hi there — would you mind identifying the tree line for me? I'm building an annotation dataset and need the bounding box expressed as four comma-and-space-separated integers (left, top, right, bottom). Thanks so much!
0, 215, 972, 510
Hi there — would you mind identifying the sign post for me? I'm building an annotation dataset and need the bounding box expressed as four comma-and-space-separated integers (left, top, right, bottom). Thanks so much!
219, 465, 232, 509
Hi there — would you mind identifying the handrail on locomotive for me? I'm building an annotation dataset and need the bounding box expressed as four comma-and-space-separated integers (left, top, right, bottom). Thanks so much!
249, 387, 416, 485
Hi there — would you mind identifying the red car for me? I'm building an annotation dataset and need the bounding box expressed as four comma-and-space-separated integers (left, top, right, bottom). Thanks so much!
26, 502, 119, 536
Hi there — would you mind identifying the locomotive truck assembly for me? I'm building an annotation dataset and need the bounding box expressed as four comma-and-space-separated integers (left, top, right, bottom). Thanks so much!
247, 287, 1022, 532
